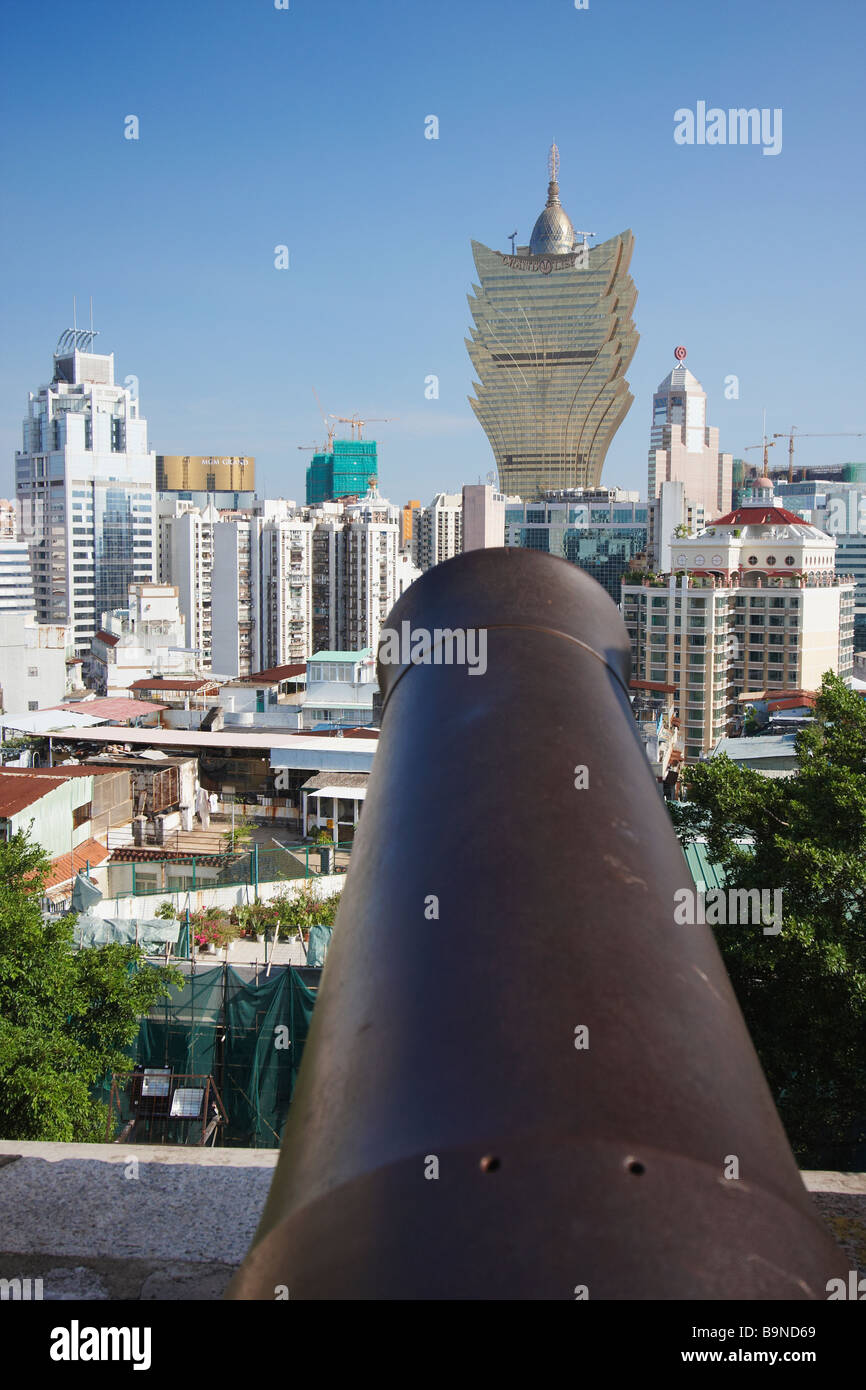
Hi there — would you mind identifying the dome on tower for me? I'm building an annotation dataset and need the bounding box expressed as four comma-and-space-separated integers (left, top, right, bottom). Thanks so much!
529, 143, 576, 256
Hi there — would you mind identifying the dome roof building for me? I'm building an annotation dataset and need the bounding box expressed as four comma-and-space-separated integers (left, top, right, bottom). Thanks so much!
466, 144, 638, 496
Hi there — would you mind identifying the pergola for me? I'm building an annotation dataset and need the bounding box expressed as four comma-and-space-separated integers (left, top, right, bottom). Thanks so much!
300, 772, 369, 840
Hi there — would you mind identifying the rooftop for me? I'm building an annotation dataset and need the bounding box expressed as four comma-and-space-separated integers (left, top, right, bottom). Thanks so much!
309, 650, 373, 663
43, 839, 110, 892
127, 678, 217, 693
711, 734, 800, 763
44, 726, 378, 756
51, 697, 167, 720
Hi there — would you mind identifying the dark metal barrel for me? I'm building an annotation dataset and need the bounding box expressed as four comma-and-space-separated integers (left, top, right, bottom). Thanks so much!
228, 548, 845, 1299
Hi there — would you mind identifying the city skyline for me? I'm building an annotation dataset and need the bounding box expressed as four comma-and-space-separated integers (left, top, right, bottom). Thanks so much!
1, 0, 864, 505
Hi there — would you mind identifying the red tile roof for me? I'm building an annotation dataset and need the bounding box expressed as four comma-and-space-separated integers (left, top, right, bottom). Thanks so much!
52, 697, 167, 719
247, 663, 306, 683
714, 506, 808, 527
127, 678, 217, 693
43, 839, 110, 892
109, 847, 226, 865
94, 630, 119, 647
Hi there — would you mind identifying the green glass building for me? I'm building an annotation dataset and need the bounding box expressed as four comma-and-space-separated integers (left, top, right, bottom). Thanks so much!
466, 146, 639, 499
306, 439, 378, 506
505, 492, 648, 603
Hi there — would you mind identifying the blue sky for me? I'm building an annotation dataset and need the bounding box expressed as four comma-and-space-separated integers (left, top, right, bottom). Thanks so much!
1, 0, 864, 503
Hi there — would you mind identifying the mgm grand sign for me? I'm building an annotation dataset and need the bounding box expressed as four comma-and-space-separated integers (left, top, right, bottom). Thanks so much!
496, 249, 587, 274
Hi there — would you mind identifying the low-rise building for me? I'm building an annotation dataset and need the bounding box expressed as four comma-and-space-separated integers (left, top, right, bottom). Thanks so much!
87, 583, 199, 696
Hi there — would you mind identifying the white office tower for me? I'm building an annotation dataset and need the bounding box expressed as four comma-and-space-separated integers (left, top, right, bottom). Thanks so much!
15, 330, 156, 655
647, 361, 732, 520
413, 492, 463, 570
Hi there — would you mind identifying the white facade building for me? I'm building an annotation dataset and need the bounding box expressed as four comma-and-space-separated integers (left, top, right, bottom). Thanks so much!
87, 582, 196, 696
413, 492, 463, 570
463, 484, 509, 550
15, 332, 156, 655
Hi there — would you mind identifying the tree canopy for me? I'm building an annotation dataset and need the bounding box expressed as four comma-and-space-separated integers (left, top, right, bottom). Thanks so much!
670, 672, 866, 1166
0, 830, 180, 1141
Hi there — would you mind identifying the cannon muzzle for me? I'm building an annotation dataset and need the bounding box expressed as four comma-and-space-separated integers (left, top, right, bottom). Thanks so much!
229, 548, 844, 1299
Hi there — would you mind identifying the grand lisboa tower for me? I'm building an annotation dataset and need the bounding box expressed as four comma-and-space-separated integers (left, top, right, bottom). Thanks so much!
465, 145, 639, 497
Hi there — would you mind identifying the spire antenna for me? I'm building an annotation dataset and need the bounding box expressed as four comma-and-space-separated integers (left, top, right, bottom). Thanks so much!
548, 142, 559, 184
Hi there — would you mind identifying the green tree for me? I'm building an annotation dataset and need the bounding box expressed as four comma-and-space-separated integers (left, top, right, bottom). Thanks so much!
0, 830, 180, 1142
670, 672, 866, 1165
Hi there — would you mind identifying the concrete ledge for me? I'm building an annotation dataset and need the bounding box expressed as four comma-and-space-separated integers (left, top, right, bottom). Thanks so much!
0, 1143, 863, 1300
0, 1142, 278, 1300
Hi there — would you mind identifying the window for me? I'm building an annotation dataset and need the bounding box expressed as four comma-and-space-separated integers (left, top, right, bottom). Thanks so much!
27, 666, 38, 677
72, 802, 92, 829
28, 700, 38, 711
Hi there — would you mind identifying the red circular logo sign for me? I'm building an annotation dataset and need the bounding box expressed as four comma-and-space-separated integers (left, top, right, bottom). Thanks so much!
674, 345, 687, 362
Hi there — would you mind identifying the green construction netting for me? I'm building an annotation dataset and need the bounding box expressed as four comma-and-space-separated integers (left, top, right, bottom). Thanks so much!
121, 963, 321, 1147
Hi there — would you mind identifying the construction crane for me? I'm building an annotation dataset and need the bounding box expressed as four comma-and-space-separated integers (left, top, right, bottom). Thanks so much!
328, 414, 395, 441
744, 439, 776, 470
772, 428, 866, 484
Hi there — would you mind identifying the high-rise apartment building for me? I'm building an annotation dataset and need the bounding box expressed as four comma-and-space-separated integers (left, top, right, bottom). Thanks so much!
159, 501, 218, 667
622, 481, 855, 761
0, 500, 16, 541
312, 490, 413, 653
647, 358, 732, 519
258, 518, 314, 669
401, 500, 421, 549
15, 331, 155, 655
211, 520, 255, 677
413, 493, 463, 571
465, 145, 638, 497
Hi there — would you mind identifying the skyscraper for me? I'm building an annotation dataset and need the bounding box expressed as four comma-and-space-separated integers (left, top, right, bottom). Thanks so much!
15, 330, 155, 655
465, 145, 639, 498
647, 355, 733, 519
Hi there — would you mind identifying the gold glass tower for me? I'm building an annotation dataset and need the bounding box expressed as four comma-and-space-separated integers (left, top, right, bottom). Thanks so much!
466, 145, 638, 497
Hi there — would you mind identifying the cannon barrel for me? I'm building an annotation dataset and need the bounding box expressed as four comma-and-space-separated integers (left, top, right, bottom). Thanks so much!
228, 548, 844, 1299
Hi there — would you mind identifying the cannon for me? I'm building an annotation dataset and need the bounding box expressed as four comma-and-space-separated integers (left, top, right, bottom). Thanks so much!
228, 548, 845, 1299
